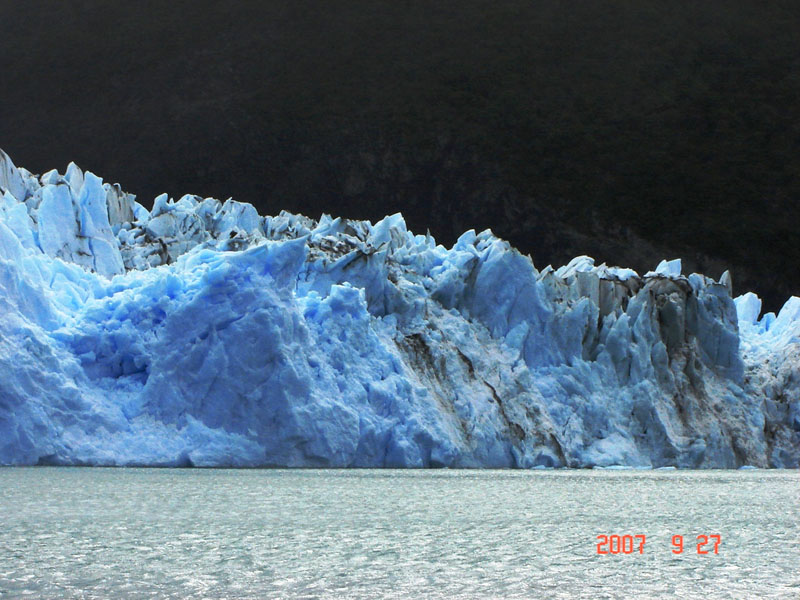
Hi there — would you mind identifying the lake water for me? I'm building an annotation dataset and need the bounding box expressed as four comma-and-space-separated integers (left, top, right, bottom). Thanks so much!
0, 468, 798, 599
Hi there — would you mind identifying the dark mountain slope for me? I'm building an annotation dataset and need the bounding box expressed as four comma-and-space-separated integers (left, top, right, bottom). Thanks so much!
2, 0, 798, 310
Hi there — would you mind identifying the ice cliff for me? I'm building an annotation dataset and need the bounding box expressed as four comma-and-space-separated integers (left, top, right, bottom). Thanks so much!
0, 150, 798, 468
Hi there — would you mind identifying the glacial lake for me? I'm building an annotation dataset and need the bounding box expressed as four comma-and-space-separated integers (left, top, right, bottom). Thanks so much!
0, 468, 798, 599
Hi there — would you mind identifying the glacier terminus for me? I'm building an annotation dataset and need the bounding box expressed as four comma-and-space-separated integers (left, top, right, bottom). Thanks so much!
0, 150, 798, 468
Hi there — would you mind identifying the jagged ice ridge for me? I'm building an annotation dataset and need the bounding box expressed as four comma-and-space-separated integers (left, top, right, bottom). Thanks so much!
0, 150, 798, 467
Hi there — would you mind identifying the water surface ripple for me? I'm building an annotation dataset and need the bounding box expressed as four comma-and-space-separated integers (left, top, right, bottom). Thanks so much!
0, 468, 797, 598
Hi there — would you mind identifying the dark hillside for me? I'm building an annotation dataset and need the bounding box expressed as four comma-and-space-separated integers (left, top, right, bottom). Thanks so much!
1, 1, 798, 310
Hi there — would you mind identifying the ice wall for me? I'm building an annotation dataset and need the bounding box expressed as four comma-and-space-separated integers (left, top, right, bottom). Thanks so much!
0, 150, 798, 467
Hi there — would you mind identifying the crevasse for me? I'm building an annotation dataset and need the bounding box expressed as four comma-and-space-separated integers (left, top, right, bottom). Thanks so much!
0, 149, 797, 467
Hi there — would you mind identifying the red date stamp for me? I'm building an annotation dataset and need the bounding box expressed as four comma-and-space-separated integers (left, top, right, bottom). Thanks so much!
596, 534, 721, 554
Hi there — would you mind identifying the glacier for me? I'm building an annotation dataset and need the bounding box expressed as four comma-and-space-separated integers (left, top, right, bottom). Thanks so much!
0, 149, 798, 468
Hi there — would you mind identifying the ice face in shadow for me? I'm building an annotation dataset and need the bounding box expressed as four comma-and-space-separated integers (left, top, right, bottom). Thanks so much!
0, 152, 798, 468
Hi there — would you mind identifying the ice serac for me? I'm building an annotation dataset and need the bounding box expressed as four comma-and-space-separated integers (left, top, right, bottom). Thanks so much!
0, 151, 798, 468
